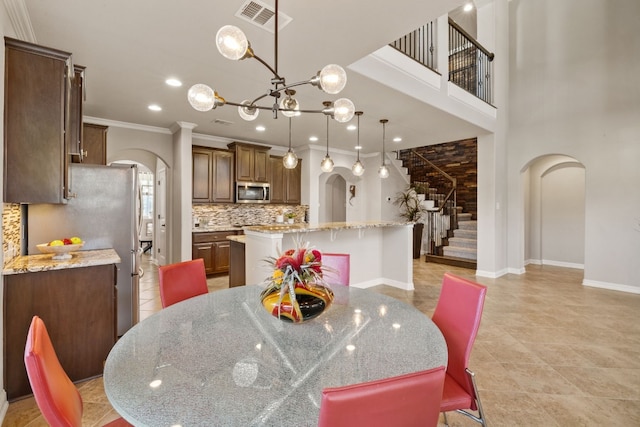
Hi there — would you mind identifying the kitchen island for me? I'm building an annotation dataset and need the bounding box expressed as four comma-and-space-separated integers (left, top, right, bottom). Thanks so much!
243, 221, 414, 290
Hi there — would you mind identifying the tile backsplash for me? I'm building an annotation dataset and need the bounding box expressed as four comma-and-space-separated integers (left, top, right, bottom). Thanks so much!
2, 203, 22, 264
192, 204, 308, 227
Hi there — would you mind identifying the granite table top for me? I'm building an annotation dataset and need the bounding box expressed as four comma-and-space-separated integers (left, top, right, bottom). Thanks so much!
104, 285, 447, 426
2, 249, 121, 275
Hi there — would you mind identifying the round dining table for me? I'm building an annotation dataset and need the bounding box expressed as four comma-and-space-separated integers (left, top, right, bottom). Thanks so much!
104, 284, 447, 426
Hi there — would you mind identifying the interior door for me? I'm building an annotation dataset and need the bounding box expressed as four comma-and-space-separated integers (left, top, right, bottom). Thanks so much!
156, 165, 167, 266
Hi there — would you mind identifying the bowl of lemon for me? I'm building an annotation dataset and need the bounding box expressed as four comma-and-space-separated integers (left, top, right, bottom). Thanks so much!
37, 237, 84, 260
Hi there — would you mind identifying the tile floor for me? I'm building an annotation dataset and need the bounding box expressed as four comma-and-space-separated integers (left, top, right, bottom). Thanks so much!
3, 255, 640, 426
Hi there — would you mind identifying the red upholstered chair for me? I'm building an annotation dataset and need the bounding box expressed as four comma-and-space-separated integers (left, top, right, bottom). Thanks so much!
317, 366, 445, 427
321, 253, 350, 285
158, 258, 208, 308
24, 316, 131, 427
432, 273, 488, 426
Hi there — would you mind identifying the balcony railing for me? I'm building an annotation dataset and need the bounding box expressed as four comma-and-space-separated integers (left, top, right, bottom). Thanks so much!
390, 17, 495, 106
390, 21, 437, 72
448, 17, 494, 105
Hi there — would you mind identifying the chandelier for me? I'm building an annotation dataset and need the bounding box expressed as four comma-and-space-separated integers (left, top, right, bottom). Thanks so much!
187, 0, 356, 167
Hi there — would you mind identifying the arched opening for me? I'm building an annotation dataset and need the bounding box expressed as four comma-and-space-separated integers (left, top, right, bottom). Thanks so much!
522, 154, 586, 269
319, 173, 347, 223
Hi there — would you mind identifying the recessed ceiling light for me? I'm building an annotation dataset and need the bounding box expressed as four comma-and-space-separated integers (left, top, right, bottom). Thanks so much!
355, 145, 362, 150
309, 136, 318, 142
256, 125, 266, 132
148, 104, 162, 111
165, 78, 182, 87
393, 137, 402, 143
463, 2, 473, 12
347, 124, 357, 131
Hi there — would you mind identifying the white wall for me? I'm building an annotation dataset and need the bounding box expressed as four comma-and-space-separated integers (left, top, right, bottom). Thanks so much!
507, 0, 640, 292
541, 164, 585, 267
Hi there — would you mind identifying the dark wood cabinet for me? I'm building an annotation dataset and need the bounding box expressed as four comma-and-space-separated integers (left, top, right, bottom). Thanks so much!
192, 231, 237, 274
192, 146, 234, 203
269, 156, 302, 204
229, 240, 246, 287
228, 142, 270, 183
3, 264, 117, 400
3, 37, 82, 203
78, 123, 107, 165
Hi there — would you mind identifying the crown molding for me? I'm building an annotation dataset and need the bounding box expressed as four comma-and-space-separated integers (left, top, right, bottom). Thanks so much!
4, 0, 37, 42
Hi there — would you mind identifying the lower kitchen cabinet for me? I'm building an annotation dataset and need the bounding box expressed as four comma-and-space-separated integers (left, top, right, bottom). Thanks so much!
192, 231, 237, 274
3, 263, 117, 401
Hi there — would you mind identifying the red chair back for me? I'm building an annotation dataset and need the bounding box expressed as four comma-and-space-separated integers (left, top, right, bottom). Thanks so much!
317, 366, 445, 427
321, 253, 350, 285
432, 273, 487, 406
24, 315, 83, 427
159, 259, 208, 308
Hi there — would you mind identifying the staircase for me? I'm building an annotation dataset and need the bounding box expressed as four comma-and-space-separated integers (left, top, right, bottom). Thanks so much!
443, 209, 477, 260
425, 207, 477, 270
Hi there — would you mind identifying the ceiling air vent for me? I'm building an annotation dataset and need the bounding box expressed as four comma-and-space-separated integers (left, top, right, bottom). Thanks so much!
235, 0, 292, 33
212, 118, 234, 126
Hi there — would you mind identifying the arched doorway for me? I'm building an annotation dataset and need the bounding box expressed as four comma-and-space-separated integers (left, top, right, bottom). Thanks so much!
319, 173, 347, 223
522, 154, 585, 268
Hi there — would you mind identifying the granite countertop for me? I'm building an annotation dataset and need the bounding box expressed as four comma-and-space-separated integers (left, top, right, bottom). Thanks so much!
226, 235, 246, 243
192, 224, 245, 233
243, 220, 409, 234
3, 249, 121, 275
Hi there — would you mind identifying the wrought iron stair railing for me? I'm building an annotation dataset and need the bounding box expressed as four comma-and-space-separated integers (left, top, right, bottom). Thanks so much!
400, 149, 457, 256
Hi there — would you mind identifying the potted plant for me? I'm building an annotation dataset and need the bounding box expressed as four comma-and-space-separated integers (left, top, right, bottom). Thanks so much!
285, 212, 296, 224
394, 186, 428, 259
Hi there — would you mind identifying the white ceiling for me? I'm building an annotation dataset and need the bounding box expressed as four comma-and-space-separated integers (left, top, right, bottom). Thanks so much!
22, 0, 478, 154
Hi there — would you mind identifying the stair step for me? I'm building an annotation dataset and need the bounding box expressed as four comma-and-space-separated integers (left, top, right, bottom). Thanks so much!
454, 228, 477, 239
457, 220, 477, 231
447, 237, 477, 249
442, 246, 477, 260
425, 254, 476, 270
457, 213, 473, 221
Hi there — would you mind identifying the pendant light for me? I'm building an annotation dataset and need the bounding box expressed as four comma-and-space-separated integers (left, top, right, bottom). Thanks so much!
352, 111, 365, 176
283, 117, 298, 169
320, 106, 334, 173
378, 119, 390, 179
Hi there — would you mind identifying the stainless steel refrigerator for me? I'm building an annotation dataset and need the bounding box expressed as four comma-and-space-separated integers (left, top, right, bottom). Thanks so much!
27, 163, 141, 336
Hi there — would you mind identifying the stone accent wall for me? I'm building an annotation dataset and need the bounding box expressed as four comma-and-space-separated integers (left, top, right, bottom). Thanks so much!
192, 204, 308, 226
2, 203, 22, 264
398, 138, 477, 218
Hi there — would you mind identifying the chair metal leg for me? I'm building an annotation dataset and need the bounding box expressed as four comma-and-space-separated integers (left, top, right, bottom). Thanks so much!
443, 411, 449, 426
453, 368, 487, 426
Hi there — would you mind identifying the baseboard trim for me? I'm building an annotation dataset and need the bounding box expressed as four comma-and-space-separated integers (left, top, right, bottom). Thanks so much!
583, 279, 640, 294
542, 259, 584, 269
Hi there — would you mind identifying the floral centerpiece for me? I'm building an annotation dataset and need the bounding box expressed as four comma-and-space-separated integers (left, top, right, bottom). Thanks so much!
260, 239, 334, 323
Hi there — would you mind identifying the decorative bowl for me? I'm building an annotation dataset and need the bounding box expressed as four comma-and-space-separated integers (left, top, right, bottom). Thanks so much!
36, 242, 84, 260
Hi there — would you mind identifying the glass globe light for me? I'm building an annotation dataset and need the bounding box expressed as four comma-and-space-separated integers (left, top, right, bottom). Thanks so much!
238, 100, 259, 121
283, 150, 298, 169
378, 164, 390, 179
216, 25, 249, 60
333, 98, 355, 123
352, 159, 365, 176
187, 84, 216, 111
279, 96, 300, 117
319, 64, 347, 94
320, 155, 334, 173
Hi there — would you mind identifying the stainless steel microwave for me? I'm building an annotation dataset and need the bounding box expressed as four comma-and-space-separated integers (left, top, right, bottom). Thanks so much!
236, 181, 270, 203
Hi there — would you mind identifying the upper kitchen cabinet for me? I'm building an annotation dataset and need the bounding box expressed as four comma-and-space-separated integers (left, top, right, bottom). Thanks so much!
78, 123, 108, 165
192, 146, 234, 203
269, 156, 301, 205
3, 37, 83, 203
227, 142, 270, 183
